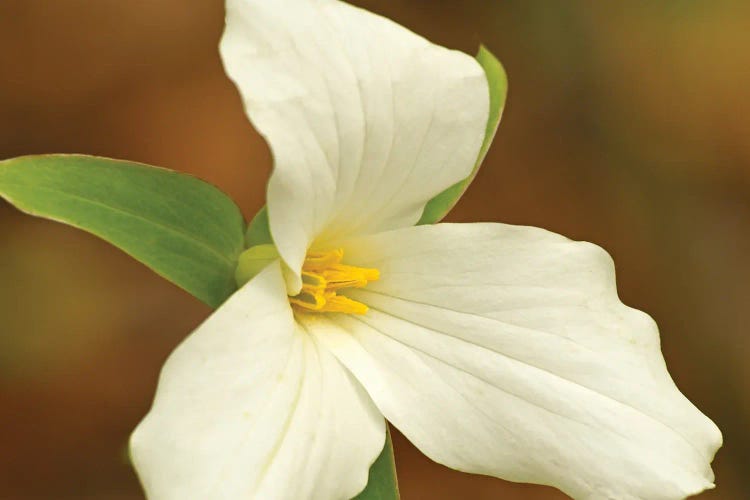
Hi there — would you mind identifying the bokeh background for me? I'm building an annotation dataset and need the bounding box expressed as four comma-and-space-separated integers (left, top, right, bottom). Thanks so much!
1, 0, 748, 498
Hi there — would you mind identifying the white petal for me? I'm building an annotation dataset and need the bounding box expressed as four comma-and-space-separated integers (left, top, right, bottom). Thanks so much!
302, 223, 722, 500
220, 0, 489, 290
130, 263, 385, 500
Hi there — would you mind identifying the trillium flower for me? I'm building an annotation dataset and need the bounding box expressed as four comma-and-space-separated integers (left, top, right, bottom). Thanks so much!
129, 0, 722, 499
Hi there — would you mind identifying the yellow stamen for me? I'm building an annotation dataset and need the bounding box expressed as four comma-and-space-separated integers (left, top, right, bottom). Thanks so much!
290, 248, 378, 315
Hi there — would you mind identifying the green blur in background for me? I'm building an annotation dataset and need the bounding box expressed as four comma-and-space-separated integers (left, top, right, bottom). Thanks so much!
1, 1, 748, 498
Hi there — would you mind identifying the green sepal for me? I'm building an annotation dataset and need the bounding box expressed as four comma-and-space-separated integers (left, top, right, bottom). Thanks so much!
245, 205, 273, 247
235, 244, 279, 287
238, 208, 280, 288
353, 426, 400, 500
418, 45, 508, 225
0, 154, 245, 308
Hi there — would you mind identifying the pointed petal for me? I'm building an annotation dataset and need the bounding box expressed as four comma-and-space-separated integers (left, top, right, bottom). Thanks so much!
302, 223, 722, 499
131, 263, 385, 500
220, 0, 489, 290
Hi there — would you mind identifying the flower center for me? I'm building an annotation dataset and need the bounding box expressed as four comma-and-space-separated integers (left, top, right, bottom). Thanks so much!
289, 248, 379, 315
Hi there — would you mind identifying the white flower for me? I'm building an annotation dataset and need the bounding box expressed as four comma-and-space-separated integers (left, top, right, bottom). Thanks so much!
130, 0, 722, 499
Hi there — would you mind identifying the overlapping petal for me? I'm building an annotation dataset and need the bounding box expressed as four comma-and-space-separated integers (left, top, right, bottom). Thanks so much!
220, 0, 489, 291
302, 223, 722, 499
130, 263, 385, 500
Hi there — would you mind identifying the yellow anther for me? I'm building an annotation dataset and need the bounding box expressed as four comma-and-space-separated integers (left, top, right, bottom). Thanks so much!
289, 291, 326, 311
320, 294, 369, 315
321, 265, 380, 290
290, 248, 378, 315
300, 271, 327, 292
302, 248, 344, 271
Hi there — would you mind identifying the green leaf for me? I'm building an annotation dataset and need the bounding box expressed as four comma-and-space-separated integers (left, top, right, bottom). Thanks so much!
418, 45, 508, 225
354, 426, 400, 500
0, 154, 245, 308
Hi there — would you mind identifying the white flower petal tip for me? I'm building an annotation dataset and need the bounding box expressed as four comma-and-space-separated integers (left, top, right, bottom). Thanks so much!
220, 0, 490, 281
305, 223, 722, 500
130, 263, 385, 500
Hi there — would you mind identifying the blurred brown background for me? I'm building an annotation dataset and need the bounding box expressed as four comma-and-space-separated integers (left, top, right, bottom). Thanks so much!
1, 0, 748, 498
